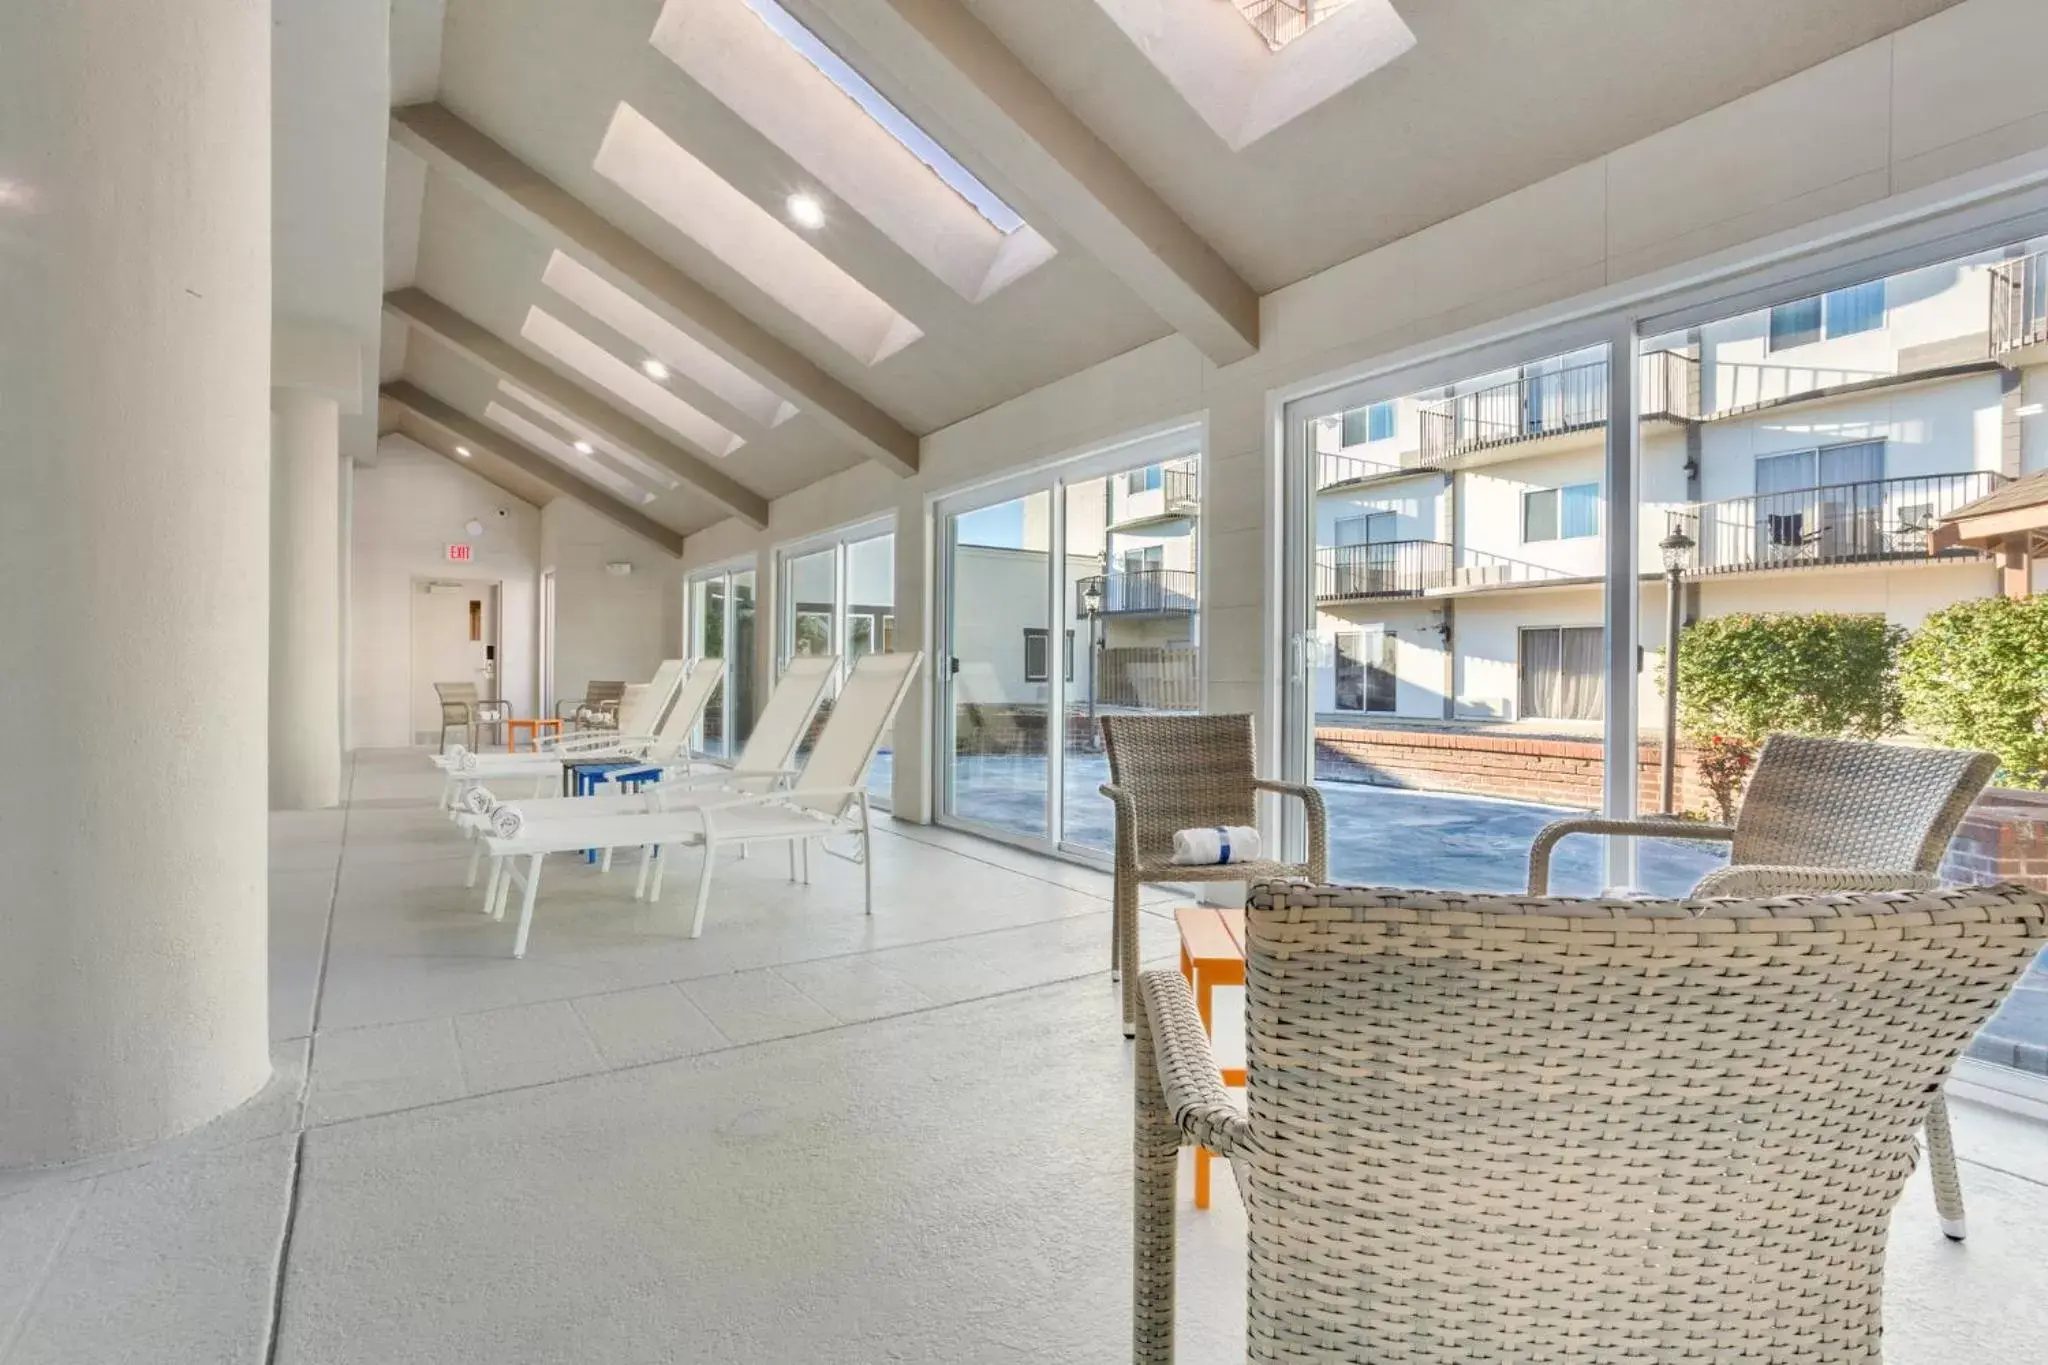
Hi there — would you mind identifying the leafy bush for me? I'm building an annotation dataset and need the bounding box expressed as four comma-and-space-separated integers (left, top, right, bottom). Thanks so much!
1675, 611, 1904, 743
1899, 594, 2048, 789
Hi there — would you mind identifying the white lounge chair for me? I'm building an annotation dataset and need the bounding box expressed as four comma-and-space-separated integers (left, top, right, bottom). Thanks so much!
434, 657, 693, 804
479, 651, 920, 956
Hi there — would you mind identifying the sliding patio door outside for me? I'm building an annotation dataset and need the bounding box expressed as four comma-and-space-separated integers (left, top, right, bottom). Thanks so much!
687, 564, 755, 761
775, 520, 897, 806
935, 424, 1203, 863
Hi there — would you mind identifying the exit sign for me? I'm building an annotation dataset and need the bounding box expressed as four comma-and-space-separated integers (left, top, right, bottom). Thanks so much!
446, 543, 473, 563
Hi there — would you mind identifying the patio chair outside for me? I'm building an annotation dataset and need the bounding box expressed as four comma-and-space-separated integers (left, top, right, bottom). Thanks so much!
1132, 879, 2048, 1363
1100, 714, 1326, 1039
1526, 732, 2000, 1236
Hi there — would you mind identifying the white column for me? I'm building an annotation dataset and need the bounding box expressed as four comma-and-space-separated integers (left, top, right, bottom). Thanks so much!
271, 388, 342, 809
0, 1, 272, 1166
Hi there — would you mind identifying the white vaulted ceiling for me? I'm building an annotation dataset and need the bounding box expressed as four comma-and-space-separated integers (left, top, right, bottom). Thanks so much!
354, 0, 1964, 545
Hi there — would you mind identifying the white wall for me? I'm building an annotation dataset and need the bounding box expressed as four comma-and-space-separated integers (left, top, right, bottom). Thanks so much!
350, 436, 540, 749
541, 498, 682, 704
679, 0, 2048, 817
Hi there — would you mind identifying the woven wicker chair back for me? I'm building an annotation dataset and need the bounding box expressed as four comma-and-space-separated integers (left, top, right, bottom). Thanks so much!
1238, 878, 2048, 1361
1733, 735, 1998, 872
1101, 714, 1258, 860
434, 682, 479, 706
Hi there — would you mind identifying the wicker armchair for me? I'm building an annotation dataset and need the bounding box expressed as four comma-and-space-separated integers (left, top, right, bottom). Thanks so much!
1100, 714, 1326, 1039
1134, 879, 2048, 1364
1527, 733, 1999, 1238
560, 679, 626, 731
433, 681, 508, 754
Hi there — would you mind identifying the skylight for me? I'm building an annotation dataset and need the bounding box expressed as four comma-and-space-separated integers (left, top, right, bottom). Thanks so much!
484, 401, 659, 506
737, 0, 1023, 234
1230, 0, 1355, 51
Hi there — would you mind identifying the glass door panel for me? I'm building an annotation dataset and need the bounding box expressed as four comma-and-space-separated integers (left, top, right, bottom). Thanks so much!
946, 492, 1051, 840
846, 531, 897, 806
692, 574, 729, 759
782, 547, 838, 761
728, 569, 756, 754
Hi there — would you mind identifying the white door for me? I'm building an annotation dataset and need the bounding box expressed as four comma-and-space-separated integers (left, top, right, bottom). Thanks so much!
411, 579, 499, 743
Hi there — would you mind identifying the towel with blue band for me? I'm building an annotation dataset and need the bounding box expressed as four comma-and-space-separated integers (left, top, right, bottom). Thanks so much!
1170, 825, 1262, 866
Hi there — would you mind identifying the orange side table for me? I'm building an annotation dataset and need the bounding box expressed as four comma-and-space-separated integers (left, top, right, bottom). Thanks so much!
1174, 906, 1246, 1210
505, 717, 564, 752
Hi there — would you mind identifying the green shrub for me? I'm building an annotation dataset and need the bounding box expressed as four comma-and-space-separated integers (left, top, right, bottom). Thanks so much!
1675, 611, 1904, 743
1899, 594, 2048, 789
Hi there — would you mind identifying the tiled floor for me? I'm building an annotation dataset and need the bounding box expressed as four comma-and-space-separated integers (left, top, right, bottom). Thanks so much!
0, 747, 2044, 1362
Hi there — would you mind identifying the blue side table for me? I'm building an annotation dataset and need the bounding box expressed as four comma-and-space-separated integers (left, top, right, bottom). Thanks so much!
568, 761, 662, 863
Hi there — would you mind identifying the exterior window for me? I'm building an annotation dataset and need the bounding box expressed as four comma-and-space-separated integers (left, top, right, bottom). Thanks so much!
1518, 626, 1604, 721
1341, 401, 1395, 446
1120, 544, 1164, 575
1021, 627, 1075, 683
1767, 280, 1885, 350
1334, 511, 1395, 546
1523, 484, 1598, 542
1335, 630, 1397, 714
1125, 465, 1162, 494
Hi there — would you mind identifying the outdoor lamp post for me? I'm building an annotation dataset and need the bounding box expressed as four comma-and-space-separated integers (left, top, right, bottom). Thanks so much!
1658, 527, 1695, 815
1082, 578, 1104, 746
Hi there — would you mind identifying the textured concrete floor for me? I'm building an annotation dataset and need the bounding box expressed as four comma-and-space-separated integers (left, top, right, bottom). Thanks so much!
0, 748, 2044, 1362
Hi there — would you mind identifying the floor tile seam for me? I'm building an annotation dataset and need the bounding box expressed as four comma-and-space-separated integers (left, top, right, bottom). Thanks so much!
556, 991, 612, 1072
1955, 1153, 2048, 1191
300, 970, 1119, 1136
302, 900, 1115, 1041
567, 984, 735, 1065
0, 1175, 90, 1363
763, 959, 939, 1025
257, 1133, 307, 1365
875, 825, 1117, 903
294, 755, 358, 1131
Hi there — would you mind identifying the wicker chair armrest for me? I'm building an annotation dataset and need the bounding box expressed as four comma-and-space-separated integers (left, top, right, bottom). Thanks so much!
1252, 779, 1328, 881
439, 701, 473, 725
1137, 969, 1252, 1159
1527, 817, 1735, 894
1691, 864, 1940, 898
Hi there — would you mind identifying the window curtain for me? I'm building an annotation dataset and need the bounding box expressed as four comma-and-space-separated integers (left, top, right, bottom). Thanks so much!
1519, 628, 1561, 718
1557, 627, 1605, 721
1560, 484, 1600, 538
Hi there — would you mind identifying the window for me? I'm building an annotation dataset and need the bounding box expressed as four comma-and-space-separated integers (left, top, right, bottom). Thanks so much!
1334, 511, 1395, 546
1022, 627, 1076, 683
1126, 465, 1163, 495
1519, 626, 1604, 721
1522, 484, 1599, 542
1335, 630, 1397, 713
1120, 544, 1164, 575
1767, 280, 1886, 350
1340, 401, 1396, 447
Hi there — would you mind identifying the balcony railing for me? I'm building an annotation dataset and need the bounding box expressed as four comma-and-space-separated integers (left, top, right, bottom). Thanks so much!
1162, 462, 1199, 516
1315, 541, 1581, 601
1666, 472, 2007, 575
1317, 451, 1410, 490
1991, 251, 2048, 356
1415, 351, 1697, 466
1081, 568, 1198, 615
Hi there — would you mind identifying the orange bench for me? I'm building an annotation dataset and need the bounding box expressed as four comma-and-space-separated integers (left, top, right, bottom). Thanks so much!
1174, 906, 1246, 1210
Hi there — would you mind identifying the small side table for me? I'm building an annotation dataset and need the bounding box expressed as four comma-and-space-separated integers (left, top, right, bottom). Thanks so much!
505, 717, 564, 752
1174, 906, 1246, 1210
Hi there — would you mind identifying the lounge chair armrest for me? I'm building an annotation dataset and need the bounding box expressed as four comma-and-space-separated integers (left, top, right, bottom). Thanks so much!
1691, 864, 1940, 898
1252, 779, 1328, 881
690, 786, 871, 816
1137, 969, 1252, 1159
1528, 817, 1735, 894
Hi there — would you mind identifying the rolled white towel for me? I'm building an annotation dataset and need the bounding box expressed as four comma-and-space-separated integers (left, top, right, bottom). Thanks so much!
1170, 825, 1262, 866
458, 749, 480, 773
461, 785, 496, 816
489, 805, 525, 839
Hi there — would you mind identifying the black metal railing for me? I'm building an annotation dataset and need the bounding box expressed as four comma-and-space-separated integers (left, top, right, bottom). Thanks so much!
1162, 462, 1199, 515
1081, 568, 1199, 615
1415, 351, 1696, 466
1315, 541, 1452, 600
1667, 471, 2007, 575
1991, 251, 2048, 355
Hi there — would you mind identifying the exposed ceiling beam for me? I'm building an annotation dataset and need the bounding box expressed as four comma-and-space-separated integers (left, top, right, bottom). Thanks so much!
383, 287, 770, 529
777, 0, 1259, 366
384, 381, 689, 556
390, 103, 921, 477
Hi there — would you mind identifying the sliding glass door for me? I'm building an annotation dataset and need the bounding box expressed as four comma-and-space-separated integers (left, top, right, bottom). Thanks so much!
937, 426, 1202, 858
775, 519, 897, 804
687, 562, 755, 761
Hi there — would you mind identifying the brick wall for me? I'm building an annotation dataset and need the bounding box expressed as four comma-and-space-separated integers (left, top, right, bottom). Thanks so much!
1316, 725, 1711, 814
1939, 789, 2048, 1075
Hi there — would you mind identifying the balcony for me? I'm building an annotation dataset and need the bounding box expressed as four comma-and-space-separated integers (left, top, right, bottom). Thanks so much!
1990, 250, 2048, 361
1317, 450, 1416, 491
1316, 541, 1583, 602
1668, 471, 2008, 576
1161, 462, 1199, 516
1415, 350, 1698, 467
1079, 567, 1198, 616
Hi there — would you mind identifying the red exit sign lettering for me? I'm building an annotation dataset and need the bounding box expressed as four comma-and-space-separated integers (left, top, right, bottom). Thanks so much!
446, 543, 474, 563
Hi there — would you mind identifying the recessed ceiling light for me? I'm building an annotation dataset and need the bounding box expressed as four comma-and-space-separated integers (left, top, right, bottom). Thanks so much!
640, 357, 672, 382
785, 192, 825, 229
573, 439, 596, 454
454, 445, 472, 458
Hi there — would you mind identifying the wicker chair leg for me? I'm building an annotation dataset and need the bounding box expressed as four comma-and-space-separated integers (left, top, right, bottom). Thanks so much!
1133, 989, 1179, 1365
1925, 1093, 1967, 1241
1120, 876, 1141, 1039
1110, 870, 1125, 984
